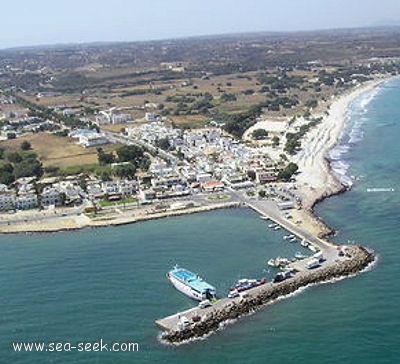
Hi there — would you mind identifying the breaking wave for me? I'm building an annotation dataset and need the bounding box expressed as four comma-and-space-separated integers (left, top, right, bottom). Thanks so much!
327, 86, 382, 187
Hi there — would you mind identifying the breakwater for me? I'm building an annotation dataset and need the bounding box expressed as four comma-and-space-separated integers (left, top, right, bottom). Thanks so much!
160, 245, 374, 344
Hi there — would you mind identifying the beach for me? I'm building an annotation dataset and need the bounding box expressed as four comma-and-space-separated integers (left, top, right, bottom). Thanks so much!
0, 78, 391, 235
294, 78, 388, 206
289, 77, 390, 236
2, 71, 399, 364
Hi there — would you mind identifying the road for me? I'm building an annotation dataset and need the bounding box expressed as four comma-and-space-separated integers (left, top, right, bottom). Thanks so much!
104, 131, 178, 165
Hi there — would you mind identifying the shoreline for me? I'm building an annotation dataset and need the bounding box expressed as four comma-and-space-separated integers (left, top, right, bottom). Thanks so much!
291, 76, 392, 237
0, 77, 393, 235
0, 202, 241, 234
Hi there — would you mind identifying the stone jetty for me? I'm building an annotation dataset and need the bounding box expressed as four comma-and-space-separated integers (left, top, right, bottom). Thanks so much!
159, 245, 374, 344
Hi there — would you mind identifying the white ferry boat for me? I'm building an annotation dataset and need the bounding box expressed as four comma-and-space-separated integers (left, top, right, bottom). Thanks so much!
167, 266, 216, 301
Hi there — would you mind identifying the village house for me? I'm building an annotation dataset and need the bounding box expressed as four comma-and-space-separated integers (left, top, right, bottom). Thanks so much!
40, 187, 62, 206
14, 193, 38, 210
0, 192, 15, 210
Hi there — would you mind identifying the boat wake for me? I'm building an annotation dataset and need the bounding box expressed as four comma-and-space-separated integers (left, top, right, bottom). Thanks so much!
366, 188, 395, 192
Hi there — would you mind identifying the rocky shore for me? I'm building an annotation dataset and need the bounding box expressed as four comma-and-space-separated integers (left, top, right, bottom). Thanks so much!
161, 245, 374, 344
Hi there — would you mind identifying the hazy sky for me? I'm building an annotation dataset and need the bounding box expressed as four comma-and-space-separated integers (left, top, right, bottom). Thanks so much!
2, 0, 400, 49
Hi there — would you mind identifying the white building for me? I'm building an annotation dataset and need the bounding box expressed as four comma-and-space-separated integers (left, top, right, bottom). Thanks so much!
41, 188, 61, 206
78, 133, 109, 148
145, 112, 156, 122
14, 194, 38, 210
119, 180, 138, 196
0, 193, 15, 210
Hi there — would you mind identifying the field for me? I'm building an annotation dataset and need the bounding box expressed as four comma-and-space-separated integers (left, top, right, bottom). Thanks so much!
0, 133, 116, 168
2, 27, 400, 168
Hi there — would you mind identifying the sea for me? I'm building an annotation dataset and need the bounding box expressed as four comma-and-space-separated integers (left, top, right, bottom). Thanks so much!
2, 78, 400, 364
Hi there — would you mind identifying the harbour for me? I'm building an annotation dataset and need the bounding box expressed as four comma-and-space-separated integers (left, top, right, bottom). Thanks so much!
155, 199, 373, 343
1, 66, 399, 364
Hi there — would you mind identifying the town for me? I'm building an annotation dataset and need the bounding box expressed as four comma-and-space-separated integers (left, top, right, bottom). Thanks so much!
1, 28, 400, 231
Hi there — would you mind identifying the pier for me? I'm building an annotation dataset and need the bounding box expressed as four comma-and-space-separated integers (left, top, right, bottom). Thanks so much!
155, 200, 375, 343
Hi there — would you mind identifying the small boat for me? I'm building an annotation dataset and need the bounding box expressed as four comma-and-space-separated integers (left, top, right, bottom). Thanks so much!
289, 236, 297, 242
267, 258, 280, 267
308, 245, 318, 253
268, 223, 277, 228
228, 278, 266, 297
260, 216, 269, 220
274, 226, 281, 230
283, 235, 291, 240
300, 239, 309, 247
267, 257, 290, 267
294, 252, 307, 260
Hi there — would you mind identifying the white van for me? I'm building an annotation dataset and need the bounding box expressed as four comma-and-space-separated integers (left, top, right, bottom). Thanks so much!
198, 299, 212, 309
306, 258, 321, 269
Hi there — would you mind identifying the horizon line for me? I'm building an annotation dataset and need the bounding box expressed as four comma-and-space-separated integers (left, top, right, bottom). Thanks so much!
2, 24, 400, 52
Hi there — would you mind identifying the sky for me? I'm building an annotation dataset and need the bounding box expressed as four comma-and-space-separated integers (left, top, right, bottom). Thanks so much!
2, 0, 400, 49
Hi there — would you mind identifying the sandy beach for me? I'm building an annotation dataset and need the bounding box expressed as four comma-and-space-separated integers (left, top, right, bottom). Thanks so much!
0, 77, 391, 235
293, 78, 388, 202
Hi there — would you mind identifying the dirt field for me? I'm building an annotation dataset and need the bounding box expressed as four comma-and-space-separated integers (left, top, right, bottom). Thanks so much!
0, 133, 116, 168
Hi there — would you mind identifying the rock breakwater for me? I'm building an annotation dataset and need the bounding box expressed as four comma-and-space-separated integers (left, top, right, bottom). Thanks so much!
161, 245, 374, 344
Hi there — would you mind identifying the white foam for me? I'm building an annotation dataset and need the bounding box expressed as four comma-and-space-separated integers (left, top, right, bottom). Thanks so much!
158, 255, 377, 346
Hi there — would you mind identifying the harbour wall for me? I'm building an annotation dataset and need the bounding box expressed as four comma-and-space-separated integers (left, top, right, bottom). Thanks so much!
160, 245, 374, 344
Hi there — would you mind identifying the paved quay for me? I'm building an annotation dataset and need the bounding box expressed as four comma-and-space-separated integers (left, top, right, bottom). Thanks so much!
156, 253, 349, 332
156, 199, 347, 332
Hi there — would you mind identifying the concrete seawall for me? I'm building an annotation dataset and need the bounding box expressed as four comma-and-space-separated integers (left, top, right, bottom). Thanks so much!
160, 245, 374, 344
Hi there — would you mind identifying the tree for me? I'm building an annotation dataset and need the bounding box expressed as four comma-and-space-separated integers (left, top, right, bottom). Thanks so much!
20, 141, 32, 150
272, 136, 280, 147
13, 159, 43, 179
278, 162, 298, 181
220, 92, 237, 102
0, 163, 14, 185
258, 190, 266, 198
252, 129, 269, 140
59, 192, 67, 206
7, 152, 23, 164
100, 171, 112, 181
114, 163, 136, 179
78, 175, 88, 192
247, 170, 256, 181
156, 137, 171, 151
116, 145, 144, 163
44, 165, 60, 176
97, 147, 115, 165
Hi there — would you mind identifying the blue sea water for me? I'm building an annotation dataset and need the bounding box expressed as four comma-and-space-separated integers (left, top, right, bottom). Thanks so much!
1, 78, 400, 363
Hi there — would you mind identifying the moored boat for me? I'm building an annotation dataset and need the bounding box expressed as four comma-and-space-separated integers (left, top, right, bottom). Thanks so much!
300, 239, 309, 247
294, 251, 307, 260
267, 257, 290, 267
167, 266, 216, 301
228, 278, 266, 297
